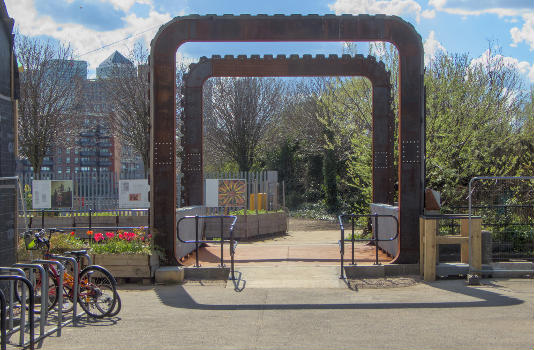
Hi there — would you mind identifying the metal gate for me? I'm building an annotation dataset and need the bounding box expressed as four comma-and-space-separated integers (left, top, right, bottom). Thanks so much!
468, 176, 534, 262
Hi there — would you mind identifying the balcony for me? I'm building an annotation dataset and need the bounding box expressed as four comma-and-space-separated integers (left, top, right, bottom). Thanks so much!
80, 159, 97, 167
80, 131, 95, 137
78, 139, 92, 147
98, 142, 112, 148
99, 151, 112, 157
98, 160, 112, 167
80, 150, 96, 157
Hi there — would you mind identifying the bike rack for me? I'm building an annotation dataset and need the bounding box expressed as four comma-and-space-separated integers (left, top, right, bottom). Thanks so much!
0, 274, 35, 350
0, 268, 26, 347
1, 289, 6, 350
338, 214, 399, 279
32, 260, 65, 336
62, 251, 93, 267
12, 264, 48, 342
177, 215, 238, 280
45, 256, 79, 326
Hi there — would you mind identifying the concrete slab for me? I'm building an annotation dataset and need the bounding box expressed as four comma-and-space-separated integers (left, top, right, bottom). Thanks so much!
154, 266, 184, 284
35, 279, 534, 350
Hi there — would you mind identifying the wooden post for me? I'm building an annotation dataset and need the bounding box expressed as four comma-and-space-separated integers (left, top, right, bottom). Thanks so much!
423, 218, 437, 282
460, 218, 469, 263
419, 217, 425, 278
471, 218, 482, 271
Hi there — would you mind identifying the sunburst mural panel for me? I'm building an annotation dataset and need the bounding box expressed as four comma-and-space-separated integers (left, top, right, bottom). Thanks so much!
218, 179, 246, 207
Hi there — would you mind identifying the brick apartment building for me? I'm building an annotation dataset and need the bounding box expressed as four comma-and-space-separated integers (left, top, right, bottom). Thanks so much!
18, 51, 144, 178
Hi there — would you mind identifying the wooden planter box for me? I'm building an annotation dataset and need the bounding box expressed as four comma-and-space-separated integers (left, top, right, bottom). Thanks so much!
92, 254, 154, 279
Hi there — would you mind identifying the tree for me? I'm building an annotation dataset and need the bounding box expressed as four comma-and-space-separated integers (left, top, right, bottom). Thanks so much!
425, 49, 528, 208
16, 34, 82, 176
103, 43, 149, 176
204, 77, 285, 172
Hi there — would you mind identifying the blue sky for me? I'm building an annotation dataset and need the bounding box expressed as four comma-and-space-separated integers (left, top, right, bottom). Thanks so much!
5, 0, 533, 84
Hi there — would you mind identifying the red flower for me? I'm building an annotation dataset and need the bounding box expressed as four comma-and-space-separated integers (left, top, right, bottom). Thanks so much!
87, 230, 93, 236
94, 232, 104, 242
105, 232, 115, 239
70, 231, 75, 236
118, 233, 124, 239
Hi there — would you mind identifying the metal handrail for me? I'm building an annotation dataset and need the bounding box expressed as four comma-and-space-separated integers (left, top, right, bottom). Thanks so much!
0, 275, 35, 350
177, 215, 238, 280
0, 289, 6, 350
338, 214, 399, 279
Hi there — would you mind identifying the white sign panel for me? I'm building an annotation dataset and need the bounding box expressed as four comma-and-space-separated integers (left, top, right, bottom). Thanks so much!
119, 179, 149, 208
205, 179, 219, 207
32, 180, 51, 209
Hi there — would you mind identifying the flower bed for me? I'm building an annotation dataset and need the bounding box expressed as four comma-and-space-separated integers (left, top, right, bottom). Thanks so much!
17, 228, 157, 280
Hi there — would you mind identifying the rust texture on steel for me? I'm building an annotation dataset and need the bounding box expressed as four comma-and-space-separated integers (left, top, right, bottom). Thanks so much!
181, 53, 395, 208
150, 14, 424, 264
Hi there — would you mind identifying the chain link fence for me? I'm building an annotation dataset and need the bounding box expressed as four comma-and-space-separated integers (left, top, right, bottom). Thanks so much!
466, 176, 534, 262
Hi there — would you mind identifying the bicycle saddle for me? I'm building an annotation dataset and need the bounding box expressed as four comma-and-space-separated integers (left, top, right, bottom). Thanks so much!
64, 250, 89, 256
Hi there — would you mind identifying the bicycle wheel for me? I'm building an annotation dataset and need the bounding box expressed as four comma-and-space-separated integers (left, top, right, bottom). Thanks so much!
106, 290, 122, 317
15, 269, 59, 313
77, 266, 117, 318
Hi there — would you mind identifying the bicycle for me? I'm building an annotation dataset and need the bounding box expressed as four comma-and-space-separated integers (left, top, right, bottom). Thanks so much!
17, 228, 121, 318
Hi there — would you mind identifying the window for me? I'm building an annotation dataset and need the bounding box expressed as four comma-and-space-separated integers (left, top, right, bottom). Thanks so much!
75, 157, 79, 163
66, 157, 70, 164
75, 167, 79, 172
81, 167, 90, 172
66, 167, 71, 173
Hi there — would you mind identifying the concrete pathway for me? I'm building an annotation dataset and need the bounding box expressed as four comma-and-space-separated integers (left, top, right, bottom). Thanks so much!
33, 279, 534, 350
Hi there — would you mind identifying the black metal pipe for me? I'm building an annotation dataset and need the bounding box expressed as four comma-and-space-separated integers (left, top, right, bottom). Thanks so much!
195, 215, 200, 267
220, 216, 224, 267
0, 276, 34, 350
374, 215, 380, 265
230, 225, 235, 281
0, 289, 6, 350
351, 217, 355, 265
41, 210, 44, 229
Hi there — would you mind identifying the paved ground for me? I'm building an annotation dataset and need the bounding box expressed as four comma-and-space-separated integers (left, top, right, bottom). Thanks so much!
183, 218, 392, 267
11, 219, 534, 350
32, 278, 534, 350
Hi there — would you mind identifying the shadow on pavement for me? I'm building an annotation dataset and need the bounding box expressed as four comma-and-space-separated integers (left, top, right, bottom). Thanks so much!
154, 279, 524, 311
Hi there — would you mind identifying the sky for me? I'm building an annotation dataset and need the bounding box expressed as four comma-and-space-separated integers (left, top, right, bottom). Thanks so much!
4, 0, 534, 85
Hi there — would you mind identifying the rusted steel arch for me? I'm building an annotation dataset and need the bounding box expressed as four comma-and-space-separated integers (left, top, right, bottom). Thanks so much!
150, 14, 424, 264
181, 53, 395, 210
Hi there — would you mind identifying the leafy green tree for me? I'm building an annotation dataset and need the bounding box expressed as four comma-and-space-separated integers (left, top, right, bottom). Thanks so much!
425, 50, 527, 208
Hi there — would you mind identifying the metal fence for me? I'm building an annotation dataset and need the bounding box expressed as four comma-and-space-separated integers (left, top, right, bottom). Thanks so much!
18, 171, 145, 210
204, 170, 280, 214
465, 176, 534, 262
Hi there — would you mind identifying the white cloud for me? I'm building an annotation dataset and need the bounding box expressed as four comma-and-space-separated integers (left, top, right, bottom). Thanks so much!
471, 49, 534, 83
328, 0, 424, 22
6, 0, 173, 77
421, 9, 436, 19
428, 0, 531, 17
99, 0, 153, 13
510, 13, 534, 51
423, 30, 445, 66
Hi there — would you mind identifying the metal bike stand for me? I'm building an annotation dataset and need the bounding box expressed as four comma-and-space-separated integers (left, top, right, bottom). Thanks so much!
12, 264, 48, 341
32, 260, 64, 336
1, 289, 7, 350
63, 252, 92, 267
0, 267, 26, 345
0, 275, 35, 350
47, 256, 79, 326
